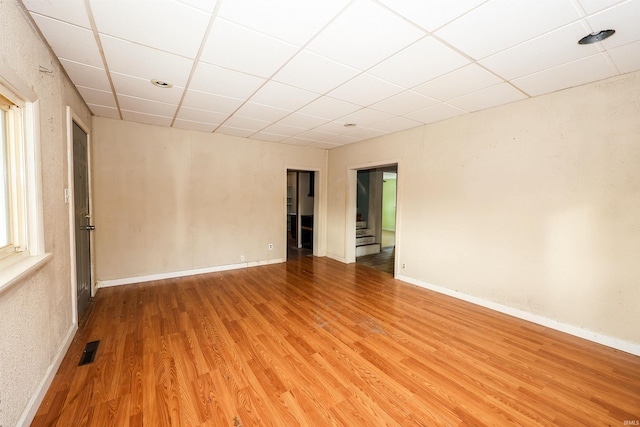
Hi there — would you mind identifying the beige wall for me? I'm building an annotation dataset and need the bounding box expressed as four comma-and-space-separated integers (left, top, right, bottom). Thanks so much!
92, 118, 328, 282
327, 70, 640, 346
0, 1, 92, 426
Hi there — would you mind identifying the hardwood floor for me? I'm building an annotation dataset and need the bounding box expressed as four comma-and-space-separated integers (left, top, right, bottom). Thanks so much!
32, 257, 640, 426
357, 246, 395, 276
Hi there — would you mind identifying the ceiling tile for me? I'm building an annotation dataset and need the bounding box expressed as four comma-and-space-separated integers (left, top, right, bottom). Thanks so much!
368, 116, 422, 133
87, 104, 120, 119
76, 86, 117, 108
181, 90, 244, 114
260, 122, 306, 137
369, 37, 469, 88
326, 134, 362, 145
276, 113, 329, 129
414, 64, 503, 101
435, 0, 581, 59
110, 72, 185, 104
200, 18, 299, 78
328, 73, 404, 106
296, 96, 360, 120
281, 137, 316, 146
339, 108, 394, 127
314, 121, 353, 134
90, 0, 211, 58
343, 126, 389, 140
296, 129, 339, 142
406, 102, 467, 124
607, 40, 640, 73
175, 107, 229, 125
511, 53, 617, 96
310, 141, 344, 149
273, 50, 360, 95
370, 90, 439, 115
31, 15, 103, 67
577, 0, 627, 14
101, 35, 194, 86
480, 22, 598, 80
217, 0, 349, 46
23, 0, 91, 28
250, 132, 288, 143
121, 110, 173, 127
448, 83, 527, 112
190, 62, 266, 99
173, 119, 217, 133
59, 59, 111, 91
117, 94, 178, 117
378, 0, 487, 32
306, 0, 425, 71
176, 0, 218, 13
222, 115, 271, 132
586, 0, 640, 50
214, 126, 255, 138
234, 102, 291, 122
249, 81, 319, 111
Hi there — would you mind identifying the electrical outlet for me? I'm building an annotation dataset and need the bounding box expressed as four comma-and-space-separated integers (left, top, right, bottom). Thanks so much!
268, 243, 273, 250
240, 255, 245, 262
402, 263, 406, 269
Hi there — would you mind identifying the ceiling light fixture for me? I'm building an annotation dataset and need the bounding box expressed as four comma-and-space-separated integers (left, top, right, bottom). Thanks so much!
151, 79, 173, 88
578, 29, 615, 45
343, 123, 357, 127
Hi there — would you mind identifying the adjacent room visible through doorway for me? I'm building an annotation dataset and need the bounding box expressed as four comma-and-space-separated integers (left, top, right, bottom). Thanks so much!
287, 170, 315, 260
356, 165, 397, 275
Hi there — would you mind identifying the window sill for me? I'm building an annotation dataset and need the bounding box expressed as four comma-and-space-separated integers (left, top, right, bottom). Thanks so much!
0, 252, 52, 296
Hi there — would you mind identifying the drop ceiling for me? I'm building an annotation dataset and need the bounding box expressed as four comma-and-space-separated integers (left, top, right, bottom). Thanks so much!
21, 0, 640, 149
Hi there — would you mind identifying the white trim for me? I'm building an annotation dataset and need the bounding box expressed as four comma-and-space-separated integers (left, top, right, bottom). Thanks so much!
24, 101, 44, 255
0, 253, 51, 295
326, 252, 348, 264
396, 274, 640, 357
98, 259, 285, 288
16, 323, 77, 427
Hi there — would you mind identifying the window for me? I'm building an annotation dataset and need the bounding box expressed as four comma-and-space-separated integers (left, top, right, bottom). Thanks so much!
0, 91, 25, 259
0, 77, 48, 291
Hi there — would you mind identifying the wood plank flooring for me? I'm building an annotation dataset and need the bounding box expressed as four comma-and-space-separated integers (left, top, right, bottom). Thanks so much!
32, 257, 640, 426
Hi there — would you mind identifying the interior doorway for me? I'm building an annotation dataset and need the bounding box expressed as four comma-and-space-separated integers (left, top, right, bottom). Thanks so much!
355, 165, 397, 275
72, 121, 92, 319
287, 170, 315, 260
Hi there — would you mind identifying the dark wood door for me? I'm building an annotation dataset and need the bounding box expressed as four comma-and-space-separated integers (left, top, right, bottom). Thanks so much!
73, 122, 91, 318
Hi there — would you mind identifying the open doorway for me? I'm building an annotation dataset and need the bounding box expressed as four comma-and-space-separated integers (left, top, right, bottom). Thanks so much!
355, 165, 397, 275
287, 170, 315, 260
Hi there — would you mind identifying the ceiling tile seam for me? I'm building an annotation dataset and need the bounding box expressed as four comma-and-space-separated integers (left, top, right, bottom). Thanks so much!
19, 8, 90, 110
84, 0, 122, 120
511, 51, 619, 84
374, 0, 490, 34
211, 0, 360, 136
426, 32, 532, 99
169, 1, 221, 128
568, 0, 589, 17
452, 4, 623, 65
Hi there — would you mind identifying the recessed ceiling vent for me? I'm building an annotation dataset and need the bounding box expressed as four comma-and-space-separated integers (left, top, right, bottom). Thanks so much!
578, 29, 615, 45
151, 79, 173, 88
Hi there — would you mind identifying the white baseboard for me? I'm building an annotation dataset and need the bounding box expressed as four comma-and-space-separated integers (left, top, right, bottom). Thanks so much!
326, 253, 349, 264
17, 323, 77, 427
98, 259, 285, 288
396, 274, 640, 357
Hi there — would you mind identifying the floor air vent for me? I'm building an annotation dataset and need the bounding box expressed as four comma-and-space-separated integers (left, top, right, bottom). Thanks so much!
78, 340, 100, 366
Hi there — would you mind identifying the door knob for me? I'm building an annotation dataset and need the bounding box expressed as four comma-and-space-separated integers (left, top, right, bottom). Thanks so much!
86, 225, 95, 231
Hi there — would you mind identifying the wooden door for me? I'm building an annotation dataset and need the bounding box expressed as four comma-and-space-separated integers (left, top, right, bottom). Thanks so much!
73, 122, 91, 318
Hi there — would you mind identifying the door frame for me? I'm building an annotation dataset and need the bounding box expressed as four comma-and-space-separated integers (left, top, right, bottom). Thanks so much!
66, 107, 94, 326
346, 160, 402, 276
